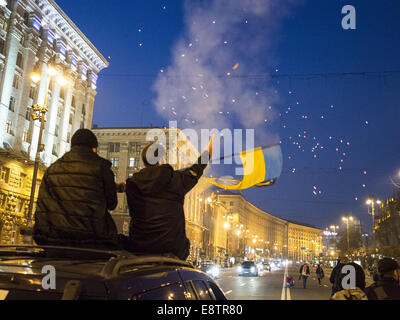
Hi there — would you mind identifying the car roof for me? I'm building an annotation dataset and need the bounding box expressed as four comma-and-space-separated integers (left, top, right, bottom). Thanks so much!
0, 245, 194, 280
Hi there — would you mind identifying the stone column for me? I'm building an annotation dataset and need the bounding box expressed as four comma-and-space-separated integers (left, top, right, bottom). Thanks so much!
0, 2, 22, 146
59, 76, 74, 156
13, 32, 39, 152
29, 44, 49, 160
44, 75, 61, 166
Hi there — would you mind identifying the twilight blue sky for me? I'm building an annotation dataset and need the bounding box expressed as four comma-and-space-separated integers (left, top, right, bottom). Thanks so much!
56, 0, 400, 230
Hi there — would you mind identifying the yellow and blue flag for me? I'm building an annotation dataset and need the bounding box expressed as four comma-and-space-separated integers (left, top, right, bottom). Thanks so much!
205, 144, 283, 190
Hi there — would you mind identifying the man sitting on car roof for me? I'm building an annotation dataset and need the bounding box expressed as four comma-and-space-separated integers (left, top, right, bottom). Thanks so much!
33, 129, 124, 250
125, 138, 213, 260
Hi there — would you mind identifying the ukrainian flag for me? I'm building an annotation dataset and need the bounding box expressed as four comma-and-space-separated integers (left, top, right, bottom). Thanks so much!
206, 144, 283, 190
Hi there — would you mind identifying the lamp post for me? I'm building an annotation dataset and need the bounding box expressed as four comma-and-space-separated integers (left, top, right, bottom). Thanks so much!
27, 56, 67, 227
342, 216, 354, 253
366, 197, 381, 241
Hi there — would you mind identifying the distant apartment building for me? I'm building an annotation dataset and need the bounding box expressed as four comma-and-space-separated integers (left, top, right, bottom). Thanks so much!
212, 192, 323, 263
287, 221, 323, 261
0, 0, 108, 244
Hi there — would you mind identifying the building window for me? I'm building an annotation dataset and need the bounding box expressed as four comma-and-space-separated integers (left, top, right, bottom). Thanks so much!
22, 128, 29, 142
110, 157, 119, 168
29, 86, 36, 99
54, 125, 59, 137
59, 87, 65, 100
109, 143, 120, 153
71, 95, 76, 107
12, 74, 19, 89
69, 113, 73, 125
0, 167, 10, 183
5, 120, 12, 135
9, 96, 15, 112
80, 120, 84, 129
82, 104, 86, 116
52, 144, 58, 157
0, 38, 5, 55
19, 173, 27, 188
0, 193, 6, 208
25, 107, 32, 120
130, 143, 141, 153
67, 132, 71, 143
1, 20, 8, 32
16, 52, 24, 69
23, 12, 30, 26
129, 157, 136, 168
57, 105, 62, 117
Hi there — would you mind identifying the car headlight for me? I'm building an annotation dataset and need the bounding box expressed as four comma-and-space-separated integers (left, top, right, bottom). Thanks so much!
238, 266, 242, 272
211, 267, 220, 276
251, 267, 255, 272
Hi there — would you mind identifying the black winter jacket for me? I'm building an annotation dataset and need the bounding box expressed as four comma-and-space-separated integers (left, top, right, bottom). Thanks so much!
33, 146, 119, 249
125, 153, 209, 260
365, 278, 400, 300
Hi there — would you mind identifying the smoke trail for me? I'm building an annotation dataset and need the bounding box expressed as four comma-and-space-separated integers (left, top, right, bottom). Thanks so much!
153, 0, 296, 143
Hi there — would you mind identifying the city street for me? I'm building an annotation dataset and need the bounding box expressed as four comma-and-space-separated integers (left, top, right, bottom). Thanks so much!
215, 264, 334, 300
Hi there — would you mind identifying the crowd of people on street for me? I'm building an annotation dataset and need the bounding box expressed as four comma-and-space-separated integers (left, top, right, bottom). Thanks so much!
292, 256, 400, 300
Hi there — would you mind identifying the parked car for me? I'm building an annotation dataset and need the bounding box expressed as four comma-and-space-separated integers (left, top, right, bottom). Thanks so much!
199, 262, 220, 279
238, 261, 258, 276
0, 245, 227, 300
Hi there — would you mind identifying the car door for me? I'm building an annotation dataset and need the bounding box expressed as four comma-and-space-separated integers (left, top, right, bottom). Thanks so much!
178, 268, 227, 300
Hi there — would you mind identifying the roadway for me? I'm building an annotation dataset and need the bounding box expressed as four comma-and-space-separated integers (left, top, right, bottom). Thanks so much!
215, 263, 335, 300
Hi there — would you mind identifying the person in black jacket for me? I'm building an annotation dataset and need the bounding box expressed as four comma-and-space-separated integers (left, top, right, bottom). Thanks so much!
33, 129, 121, 250
365, 257, 400, 300
125, 139, 213, 260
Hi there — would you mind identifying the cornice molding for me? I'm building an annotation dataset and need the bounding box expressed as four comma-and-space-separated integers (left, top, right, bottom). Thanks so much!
27, 0, 109, 73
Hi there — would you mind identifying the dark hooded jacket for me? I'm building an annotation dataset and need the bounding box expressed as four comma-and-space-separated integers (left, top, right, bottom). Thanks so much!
33, 146, 119, 249
125, 153, 209, 260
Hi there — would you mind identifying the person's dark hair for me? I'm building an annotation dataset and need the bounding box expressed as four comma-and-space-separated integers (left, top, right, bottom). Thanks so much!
71, 129, 98, 149
141, 142, 166, 167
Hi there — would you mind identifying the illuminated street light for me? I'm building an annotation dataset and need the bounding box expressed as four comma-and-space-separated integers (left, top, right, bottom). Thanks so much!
366, 196, 382, 242
342, 215, 354, 253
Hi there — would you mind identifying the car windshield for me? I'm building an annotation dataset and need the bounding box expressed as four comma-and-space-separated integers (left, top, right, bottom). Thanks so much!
242, 262, 255, 267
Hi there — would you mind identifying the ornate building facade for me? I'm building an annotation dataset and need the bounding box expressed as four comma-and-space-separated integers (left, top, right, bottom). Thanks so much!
0, 0, 108, 243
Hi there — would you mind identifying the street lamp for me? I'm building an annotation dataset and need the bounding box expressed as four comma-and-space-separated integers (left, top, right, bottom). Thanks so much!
342, 216, 354, 253
27, 55, 67, 227
366, 196, 381, 238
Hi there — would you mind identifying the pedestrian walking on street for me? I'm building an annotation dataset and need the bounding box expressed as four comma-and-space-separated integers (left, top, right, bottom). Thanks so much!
365, 257, 400, 300
299, 262, 310, 289
316, 264, 325, 286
